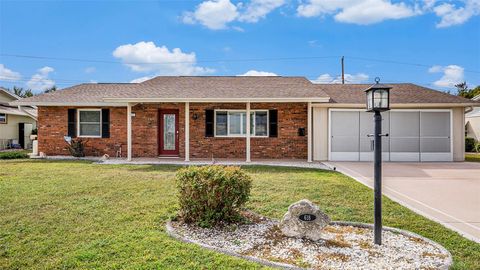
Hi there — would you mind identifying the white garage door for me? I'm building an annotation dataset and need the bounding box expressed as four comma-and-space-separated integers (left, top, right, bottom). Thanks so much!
329, 110, 452, 162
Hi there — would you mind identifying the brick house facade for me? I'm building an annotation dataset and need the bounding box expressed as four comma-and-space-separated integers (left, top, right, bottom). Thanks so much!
38, 102, 308, 159
17, 76, 475, 162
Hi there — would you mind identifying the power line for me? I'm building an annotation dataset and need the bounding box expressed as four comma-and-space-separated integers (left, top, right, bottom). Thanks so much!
0, 53, 340, 65
2, 52, 479, 74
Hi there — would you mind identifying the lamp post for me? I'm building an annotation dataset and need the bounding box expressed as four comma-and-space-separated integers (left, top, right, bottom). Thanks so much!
365, 77, 391, 245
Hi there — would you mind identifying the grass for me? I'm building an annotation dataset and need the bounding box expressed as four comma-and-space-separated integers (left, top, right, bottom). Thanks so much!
0, 161, 479, 269
465, 152, 480, 162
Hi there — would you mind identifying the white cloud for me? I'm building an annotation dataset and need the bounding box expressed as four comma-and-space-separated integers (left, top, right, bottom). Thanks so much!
238, 0, 285, 22
312, 73, 369, 84
130, 76, 153, 83
181, 0, 479, 29
26, 66, 55, 91
429, 64, 465, 88
238, 70, 278, 76
0, 64, 21, 81
84, 67, 96, 74
297, 0, 417, 24
433, 0, 480, 28
182, 0, 284, 29
112, 41, 214, 75
182, 0, 239, 30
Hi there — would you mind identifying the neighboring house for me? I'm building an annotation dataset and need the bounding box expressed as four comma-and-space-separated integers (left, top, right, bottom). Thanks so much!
11, 76, 479, 162
0, 87, 38, 150
465, 94, 480, 141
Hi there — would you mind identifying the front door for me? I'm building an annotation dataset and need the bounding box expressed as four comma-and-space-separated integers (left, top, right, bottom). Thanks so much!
159, 109, 179, 156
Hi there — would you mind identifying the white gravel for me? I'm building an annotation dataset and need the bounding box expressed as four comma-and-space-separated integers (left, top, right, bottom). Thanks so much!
169, 215, 451, 270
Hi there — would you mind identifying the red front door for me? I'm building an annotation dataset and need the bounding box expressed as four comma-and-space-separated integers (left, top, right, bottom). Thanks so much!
158, 109, 179, 156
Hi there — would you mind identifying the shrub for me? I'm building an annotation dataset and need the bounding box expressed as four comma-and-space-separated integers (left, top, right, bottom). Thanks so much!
176, 165, 252, 228
65, 138, 87, 157
465, 137, 476, 152
474, 142, 480, 153
0, 151, 29, 159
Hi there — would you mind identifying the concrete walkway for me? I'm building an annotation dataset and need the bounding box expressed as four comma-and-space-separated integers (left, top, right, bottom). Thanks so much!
33, 156, 331, 170
325, 162, 480, 243
100, 157, 331, 170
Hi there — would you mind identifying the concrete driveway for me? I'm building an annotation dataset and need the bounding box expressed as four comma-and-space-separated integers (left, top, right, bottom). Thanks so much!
325, 162, 480, 243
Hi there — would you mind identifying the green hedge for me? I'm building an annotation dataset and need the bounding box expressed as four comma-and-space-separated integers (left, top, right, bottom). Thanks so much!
0, 151, 29, 159
466, 137, 476, 152
176, 165, 252, 228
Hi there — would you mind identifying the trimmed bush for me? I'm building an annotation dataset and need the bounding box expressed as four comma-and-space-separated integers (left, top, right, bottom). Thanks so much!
474, 142, 480, 153
176, 165, 252, 228
0, 151, 29, 159
465, 137, 476, 152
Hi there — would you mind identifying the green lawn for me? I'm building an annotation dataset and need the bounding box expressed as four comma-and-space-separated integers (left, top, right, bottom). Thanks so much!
0, 160, 479, 269
466, 153, 480, 162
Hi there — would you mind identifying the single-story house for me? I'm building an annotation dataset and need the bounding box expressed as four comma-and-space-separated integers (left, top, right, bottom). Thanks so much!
465, 94, 480, 141
0, 87, 37, 150
11, 76, 479, 162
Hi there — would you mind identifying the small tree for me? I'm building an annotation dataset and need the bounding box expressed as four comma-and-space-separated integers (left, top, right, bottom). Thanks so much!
9, 86, 33, 98
44, 86, 57, 93
455, 82, 480, 99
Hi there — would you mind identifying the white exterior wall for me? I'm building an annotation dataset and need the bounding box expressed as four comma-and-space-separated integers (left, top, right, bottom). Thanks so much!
313, 107, 328, 161
0, 114, 37, 149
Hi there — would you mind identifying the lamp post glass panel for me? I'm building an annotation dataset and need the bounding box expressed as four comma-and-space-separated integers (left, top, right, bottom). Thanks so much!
365, 78, 391, 245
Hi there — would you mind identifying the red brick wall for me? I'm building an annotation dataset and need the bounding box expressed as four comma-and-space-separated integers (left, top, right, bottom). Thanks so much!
37, 102, 307, 159
189, 103, 308, 159
37, 106, 128, 157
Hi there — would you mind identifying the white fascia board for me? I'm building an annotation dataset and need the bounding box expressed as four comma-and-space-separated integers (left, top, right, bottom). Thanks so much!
312, 103, 480, 108
101, 97, 331, 103
9, 102, 129, 107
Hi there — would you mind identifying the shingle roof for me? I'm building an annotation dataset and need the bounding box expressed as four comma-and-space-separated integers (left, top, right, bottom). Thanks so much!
318, 83, 477, 104
11, 76, 329, 105
10, 76, 478, 106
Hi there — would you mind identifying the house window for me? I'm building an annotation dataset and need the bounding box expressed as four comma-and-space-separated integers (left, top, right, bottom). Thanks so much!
214, 110, 268, 137
0, 113, 6, 124
78, 109, 101, 137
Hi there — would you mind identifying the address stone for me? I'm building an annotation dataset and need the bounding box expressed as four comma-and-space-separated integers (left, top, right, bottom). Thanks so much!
279, 199, 330, 241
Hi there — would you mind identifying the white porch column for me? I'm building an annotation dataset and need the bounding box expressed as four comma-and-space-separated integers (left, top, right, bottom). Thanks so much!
246, 102, 251, 162
307, 102, 312, 162
185, 102, 190, 162
127, 103, 132, 161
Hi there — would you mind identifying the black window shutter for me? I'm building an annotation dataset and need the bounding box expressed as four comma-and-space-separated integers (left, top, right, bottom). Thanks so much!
269, 110, 278, 137
67, 109, 77, 137
205, 109, 214, 137
101, 109, 110, 138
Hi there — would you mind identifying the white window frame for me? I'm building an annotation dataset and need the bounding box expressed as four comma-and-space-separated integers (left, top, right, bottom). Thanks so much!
77, 109, 102, 138
0, 113, 6, 124
214, 109, 269, 138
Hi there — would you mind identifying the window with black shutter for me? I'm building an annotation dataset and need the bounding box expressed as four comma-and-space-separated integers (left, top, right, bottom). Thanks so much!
205, 109, 214, 137
67, 109, 77, 137
269, 110, 278, 137
101, 109, 110, 138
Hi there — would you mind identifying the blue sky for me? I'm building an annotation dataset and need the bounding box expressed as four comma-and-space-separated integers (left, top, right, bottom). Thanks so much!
0, 0, 479, 93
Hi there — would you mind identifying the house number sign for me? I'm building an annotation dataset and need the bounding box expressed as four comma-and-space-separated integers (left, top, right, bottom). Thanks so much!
298, 214, 317, 222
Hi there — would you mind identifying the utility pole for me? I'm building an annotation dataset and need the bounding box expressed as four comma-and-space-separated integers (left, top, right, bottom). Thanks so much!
341, 56, 345, 84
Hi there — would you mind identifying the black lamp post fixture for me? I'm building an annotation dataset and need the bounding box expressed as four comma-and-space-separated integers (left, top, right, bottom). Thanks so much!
365, 77, 391, 245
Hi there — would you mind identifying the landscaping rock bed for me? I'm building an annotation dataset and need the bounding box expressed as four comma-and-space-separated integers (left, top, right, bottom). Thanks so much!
167, 212, 452, 270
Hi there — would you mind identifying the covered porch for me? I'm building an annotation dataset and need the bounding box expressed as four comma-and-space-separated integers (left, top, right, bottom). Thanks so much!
122, 101, 316, 163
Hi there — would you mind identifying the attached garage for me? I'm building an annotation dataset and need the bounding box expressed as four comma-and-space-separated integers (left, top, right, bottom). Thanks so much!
328, 109, 452, 162
311, 83, 475, 162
